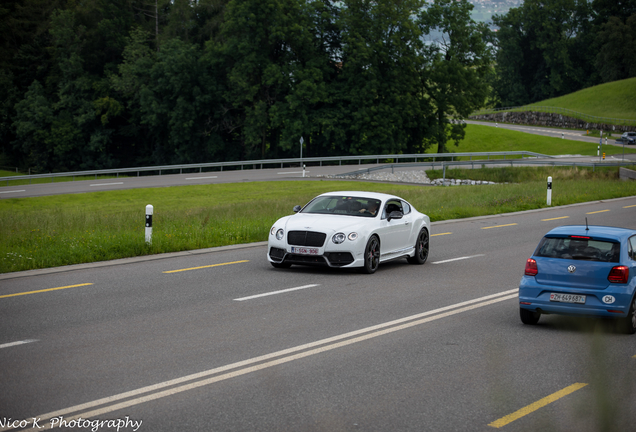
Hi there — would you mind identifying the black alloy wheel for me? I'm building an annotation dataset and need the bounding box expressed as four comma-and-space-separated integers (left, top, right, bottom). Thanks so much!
362, 236, 380, 274
407, 228, 429, 264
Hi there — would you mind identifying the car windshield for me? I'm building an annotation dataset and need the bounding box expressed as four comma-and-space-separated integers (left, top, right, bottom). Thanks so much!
534, 236, 620, 262
301, 196, 382, 217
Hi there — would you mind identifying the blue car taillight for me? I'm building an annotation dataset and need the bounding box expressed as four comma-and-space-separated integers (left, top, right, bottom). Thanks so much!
608, 266, 629, 284
525, 258, 538, 276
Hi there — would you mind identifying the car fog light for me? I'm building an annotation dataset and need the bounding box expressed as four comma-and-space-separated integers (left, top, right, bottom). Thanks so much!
332, 233, 346, 244
276, 229, 284, 240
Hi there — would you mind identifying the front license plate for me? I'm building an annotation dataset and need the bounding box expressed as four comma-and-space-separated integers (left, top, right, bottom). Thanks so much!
291, 247, 319, 255
549, 293, 586, 304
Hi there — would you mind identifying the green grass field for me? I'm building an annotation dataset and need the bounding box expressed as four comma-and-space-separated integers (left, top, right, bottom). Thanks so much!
434, 125, 630, 157
2, 167, 636, 274
537, 78, 636, 121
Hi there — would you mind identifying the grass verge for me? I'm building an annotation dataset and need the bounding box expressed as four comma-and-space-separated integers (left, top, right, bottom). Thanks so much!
436, 125, 631, 158
1, 172, 635, 274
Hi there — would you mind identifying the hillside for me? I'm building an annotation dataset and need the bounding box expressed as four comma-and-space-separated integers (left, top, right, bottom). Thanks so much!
528, 78, 636, 121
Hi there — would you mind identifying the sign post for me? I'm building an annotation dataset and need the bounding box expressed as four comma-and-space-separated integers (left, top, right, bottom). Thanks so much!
145, 204, 153, 245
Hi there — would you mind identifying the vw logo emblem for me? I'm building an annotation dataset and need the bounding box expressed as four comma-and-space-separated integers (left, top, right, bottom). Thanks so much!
567, 265, 576, 273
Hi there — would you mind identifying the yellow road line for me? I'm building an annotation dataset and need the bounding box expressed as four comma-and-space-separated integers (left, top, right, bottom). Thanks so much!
0, 283, 94, 299
488, 383, 588, 428
541, 216, 569, 221
431, 232, 452, 236
481, 223, 518, 230
624, 205, 636, 209
586, 210, 610, 214
163, 260, 249, 273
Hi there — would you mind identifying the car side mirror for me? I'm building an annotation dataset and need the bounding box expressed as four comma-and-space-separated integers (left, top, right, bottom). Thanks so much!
293, 205, 302, 213
387, 211, 403, 221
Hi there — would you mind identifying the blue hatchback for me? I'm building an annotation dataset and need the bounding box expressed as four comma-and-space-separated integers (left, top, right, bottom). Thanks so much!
519, 225, 636, 334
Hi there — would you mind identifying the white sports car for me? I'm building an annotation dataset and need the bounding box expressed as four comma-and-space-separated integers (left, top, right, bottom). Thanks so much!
267, 191, 431, 274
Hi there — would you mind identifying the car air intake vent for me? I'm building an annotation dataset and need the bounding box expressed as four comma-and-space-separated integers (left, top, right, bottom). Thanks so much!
288, 231, 326, 247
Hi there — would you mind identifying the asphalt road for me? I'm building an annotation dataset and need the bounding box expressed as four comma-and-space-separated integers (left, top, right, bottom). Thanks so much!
1, 197, 635, 432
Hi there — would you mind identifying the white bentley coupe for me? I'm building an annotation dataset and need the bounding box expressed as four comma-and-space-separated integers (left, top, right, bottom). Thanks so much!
267, 191, 430, 274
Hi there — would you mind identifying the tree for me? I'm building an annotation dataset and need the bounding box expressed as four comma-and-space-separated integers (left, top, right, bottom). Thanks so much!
205, 0, 316, 159
492, 0, 595, 107
420, 0, 493, 154
595, 14, 636, 82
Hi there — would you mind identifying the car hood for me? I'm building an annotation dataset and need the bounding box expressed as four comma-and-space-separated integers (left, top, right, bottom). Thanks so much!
282, 213, 370, 234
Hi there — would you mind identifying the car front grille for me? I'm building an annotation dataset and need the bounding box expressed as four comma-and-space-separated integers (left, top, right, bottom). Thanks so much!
287, 231, 326, 247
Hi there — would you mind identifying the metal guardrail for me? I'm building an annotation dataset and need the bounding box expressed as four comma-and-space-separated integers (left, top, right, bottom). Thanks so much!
472, 106, 636, 127
0, 151, 551, 185
335, 159, 636, 178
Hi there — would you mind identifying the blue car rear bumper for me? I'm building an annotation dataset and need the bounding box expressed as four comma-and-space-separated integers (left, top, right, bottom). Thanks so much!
519, 276, 634, 318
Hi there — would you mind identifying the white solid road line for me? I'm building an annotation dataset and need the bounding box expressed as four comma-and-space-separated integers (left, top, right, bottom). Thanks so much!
0, 339, 38, 349
277, 171, 309, 174
234, 284, 320, 301
0, 190, 26, 194
89, 182, 123, 187
432, 254, 485, 264
9, 289, 519, 431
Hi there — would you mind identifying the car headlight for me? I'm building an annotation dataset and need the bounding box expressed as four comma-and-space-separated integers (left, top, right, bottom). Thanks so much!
348, 232, 358, 241
270, 226, 277, 236
332, 233, 346, 244
274, 228, 284, 240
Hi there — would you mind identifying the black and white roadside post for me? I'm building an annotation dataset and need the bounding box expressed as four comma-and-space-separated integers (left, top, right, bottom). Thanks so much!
303, 164, 306, 178
145, 204, 153, 245
547, 176, 552, 206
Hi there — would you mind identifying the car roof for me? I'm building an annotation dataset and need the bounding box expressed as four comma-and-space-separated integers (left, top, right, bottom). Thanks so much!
544, 225, 636, 241
317, 191, 402, 201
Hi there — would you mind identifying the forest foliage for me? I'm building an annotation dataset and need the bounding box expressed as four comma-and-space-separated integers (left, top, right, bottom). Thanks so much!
0, 0, 634, 173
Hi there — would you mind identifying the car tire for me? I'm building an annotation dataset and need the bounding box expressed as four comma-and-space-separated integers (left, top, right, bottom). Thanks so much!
362, 236, 380, 274
520, 308, 541, 325
270, 262, 291, 269
407, 228, 429, 265
623, 295, 636, 335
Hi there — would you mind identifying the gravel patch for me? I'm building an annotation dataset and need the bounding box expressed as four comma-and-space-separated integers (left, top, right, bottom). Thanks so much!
316, 170, 496, 186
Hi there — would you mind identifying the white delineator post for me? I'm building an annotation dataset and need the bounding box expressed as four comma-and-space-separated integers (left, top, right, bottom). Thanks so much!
145, 204, 153, 244
547, 177, 552, 206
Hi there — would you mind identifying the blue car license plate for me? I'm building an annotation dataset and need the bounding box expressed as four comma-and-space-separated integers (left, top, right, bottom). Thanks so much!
550, 293, 586, 304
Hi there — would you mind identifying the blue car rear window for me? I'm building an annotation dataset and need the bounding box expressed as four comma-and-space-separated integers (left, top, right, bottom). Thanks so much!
535, 236, 620, 262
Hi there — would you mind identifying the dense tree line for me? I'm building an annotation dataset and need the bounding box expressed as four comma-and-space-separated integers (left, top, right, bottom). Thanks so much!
0, 0, 492, 172
2, 0, 634, 173
492, 0, 636, 107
